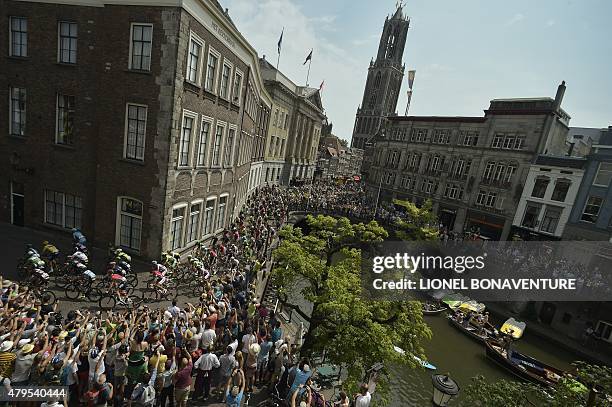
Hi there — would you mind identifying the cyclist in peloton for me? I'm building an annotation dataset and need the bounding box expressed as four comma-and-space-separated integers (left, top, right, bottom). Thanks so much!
72, 228, 87, 245
68, 249, 89, 265
150, 261, 168, 294
41, 240, 60, 261
161, 251, 180, 269
24, 244, 40, 258
22, 244, 46, 271
188, 255, 209, 280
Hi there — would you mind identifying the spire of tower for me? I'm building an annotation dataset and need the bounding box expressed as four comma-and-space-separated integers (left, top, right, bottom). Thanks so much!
392, 1, 404, 20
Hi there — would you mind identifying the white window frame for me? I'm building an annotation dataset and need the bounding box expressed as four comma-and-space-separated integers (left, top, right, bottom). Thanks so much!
492, 133, 504, 148
178, 110, 198, 168
232, 68, 243, 105
186, 199, 203, 244
504, 165, 516, 183
196, 116, 213, 167
9, 16, 28, 57
483, 162, 495, 180
170, 203, 188, 250
581, 195, 604, 223
216, 194, 229, 231
116, 196, 143, 252
219, 59, 233, 100
57, 21, 78, 64
123, 103, 148, 161
202, 196, 217, 237
225, 125, 237, 167
186, 31, 204, 86
128, 23, 153, 71
55, 93, 76, 145
204, 47, 221, 93
593, 162, 612, 187
212, 121, 226, 167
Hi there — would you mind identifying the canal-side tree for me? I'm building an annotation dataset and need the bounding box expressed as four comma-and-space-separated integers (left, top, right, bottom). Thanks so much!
462, 362, 612, 407
272, 214, 432, 403
392, 199, 439, 241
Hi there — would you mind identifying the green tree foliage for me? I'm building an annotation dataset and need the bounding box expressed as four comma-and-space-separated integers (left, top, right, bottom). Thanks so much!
462, 364, 612, 407
272, 215, 432, 402
392, 199, 439, 241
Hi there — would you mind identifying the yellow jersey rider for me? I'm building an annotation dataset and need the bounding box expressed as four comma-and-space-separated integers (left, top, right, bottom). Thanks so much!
41, 241, 60, 261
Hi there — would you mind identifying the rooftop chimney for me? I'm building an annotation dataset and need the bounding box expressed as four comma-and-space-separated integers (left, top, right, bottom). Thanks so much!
554, 80, 566, 110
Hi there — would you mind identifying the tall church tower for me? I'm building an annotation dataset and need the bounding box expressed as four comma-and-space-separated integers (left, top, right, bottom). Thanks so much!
351, 4, 410, 150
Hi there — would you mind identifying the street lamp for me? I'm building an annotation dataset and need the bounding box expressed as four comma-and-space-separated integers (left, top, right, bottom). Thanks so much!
431, 374, 459, 406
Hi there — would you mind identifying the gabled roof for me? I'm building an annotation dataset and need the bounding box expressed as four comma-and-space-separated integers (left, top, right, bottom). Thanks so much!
298, 86, 324, 112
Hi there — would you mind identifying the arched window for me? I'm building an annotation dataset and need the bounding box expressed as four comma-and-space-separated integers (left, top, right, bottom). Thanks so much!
531, 176, 550, 198
116, 197, 143, 252
551, 178, 571, 202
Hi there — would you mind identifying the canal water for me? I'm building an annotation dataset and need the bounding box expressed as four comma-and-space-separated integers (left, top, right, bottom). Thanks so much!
389, 312, 580, 406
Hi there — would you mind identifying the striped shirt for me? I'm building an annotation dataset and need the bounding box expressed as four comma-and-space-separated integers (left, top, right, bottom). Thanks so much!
0, 352, 17, 378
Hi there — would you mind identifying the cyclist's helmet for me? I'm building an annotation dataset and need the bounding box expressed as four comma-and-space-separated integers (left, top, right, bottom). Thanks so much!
42, 240, 49, 246
151, 260, 158, 266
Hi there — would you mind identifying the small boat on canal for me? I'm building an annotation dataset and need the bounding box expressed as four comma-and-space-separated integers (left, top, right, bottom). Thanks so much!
447, 312, 499, 343
485, 340, 566, 387
422, 302, 447, 315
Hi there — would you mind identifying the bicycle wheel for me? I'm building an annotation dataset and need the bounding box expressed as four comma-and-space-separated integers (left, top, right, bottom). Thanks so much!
128, 295, 143, 310
163, 285, 178, 301
41, 290, 57, 306
126, 273, 138, 287
54, 273, 71, 289
99, 295, 116, 310
86, 285, 102, 302
64, 283, 82, 301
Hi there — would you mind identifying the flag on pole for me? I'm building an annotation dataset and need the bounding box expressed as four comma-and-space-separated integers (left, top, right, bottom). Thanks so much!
319, 80, 324, 91
303, 49, 313, 65
408, 70, 416, 89
405, 90, 413, 115
277, 28, 284, 54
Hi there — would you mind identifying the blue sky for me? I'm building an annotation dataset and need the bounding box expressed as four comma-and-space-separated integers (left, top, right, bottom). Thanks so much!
223, 0, 612, 143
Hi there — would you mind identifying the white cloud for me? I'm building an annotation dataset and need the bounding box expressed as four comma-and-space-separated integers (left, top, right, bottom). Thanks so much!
223, 0, 363, 141
546, 19, 555, 27
505, 13, 525, 26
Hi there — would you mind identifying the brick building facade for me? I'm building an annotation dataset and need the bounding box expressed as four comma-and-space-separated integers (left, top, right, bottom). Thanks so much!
367, 82, 571, 240
1, 0, 271, 258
